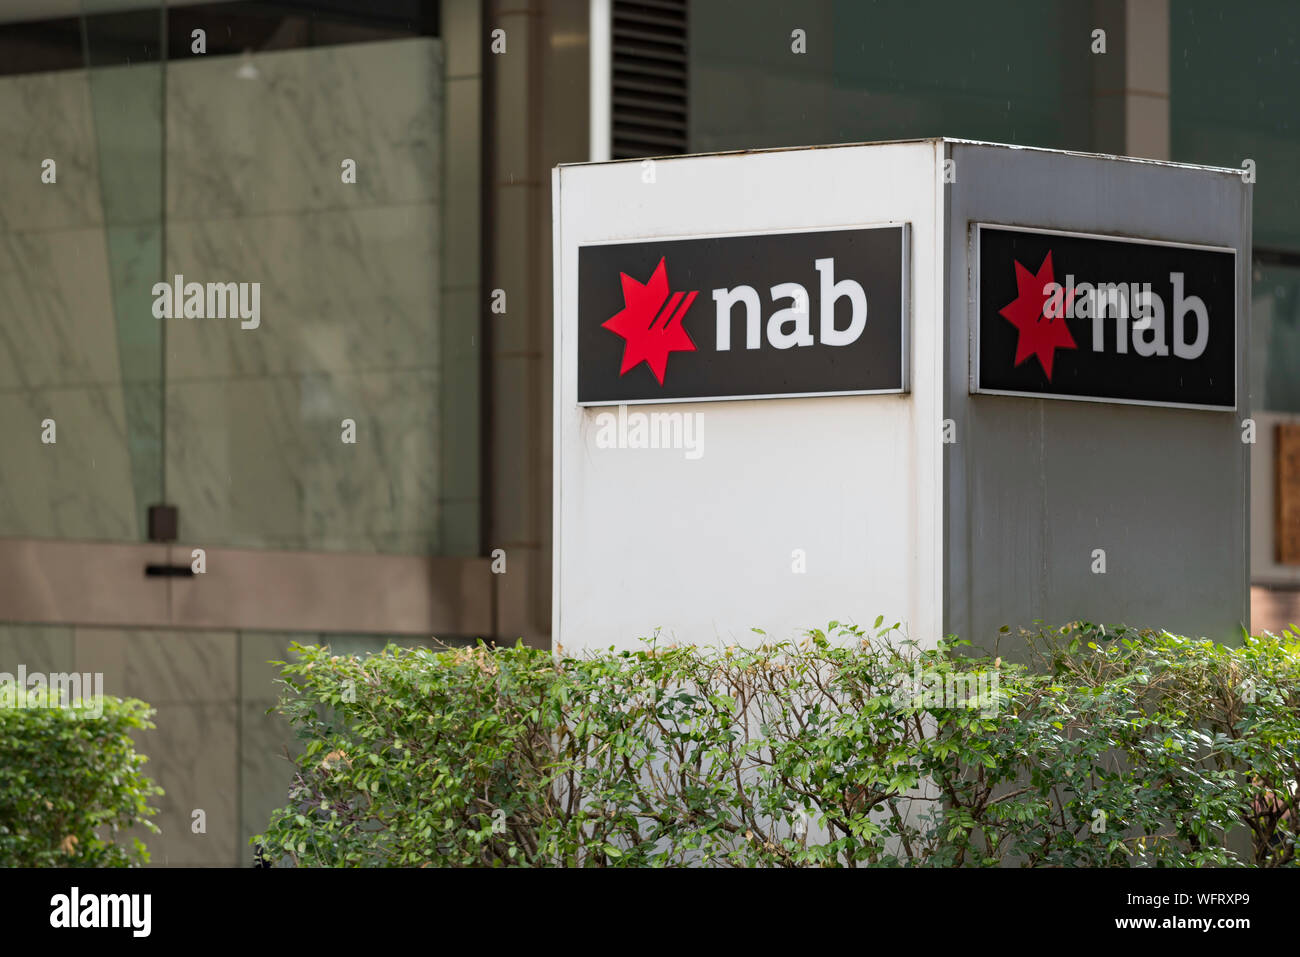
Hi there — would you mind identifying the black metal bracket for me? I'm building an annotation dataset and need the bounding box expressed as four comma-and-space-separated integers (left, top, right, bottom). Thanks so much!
145, 564, 195, 578
147, 503, 178, 542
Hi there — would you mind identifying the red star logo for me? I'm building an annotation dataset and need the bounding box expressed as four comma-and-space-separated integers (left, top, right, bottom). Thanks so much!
602, 258, 698, 385
998, 251, 1077, 381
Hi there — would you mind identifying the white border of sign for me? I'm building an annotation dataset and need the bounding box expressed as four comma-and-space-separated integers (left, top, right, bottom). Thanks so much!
969, 222, 1239, 412
575, 221, 912, 407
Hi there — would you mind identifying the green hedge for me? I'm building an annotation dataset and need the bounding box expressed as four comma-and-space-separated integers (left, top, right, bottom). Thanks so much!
256, 621, 1300, 867
0, 685, 162, 866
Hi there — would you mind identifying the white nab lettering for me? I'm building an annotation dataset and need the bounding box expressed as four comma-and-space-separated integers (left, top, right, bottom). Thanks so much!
1170, 271, 1208, 359
712, 285, 760, 351
711, 257, 868, 350
815, 257, 867, 346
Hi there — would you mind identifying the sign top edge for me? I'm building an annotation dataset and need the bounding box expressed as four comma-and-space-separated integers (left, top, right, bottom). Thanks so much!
554, 138, 1248, 179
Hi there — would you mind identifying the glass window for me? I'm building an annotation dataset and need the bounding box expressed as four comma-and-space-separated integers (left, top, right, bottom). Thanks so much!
689, 0, 1094, 154
1252, 257, 1300, 413
0, 1, 479, 556
1171, 0, 1300, 252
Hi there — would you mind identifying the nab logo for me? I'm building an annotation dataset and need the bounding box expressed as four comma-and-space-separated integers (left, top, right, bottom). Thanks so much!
603, 256, 870, 386
998, 250, 1076, 381
999, 249, 1214, 383
977, 225, 1236, 409
579, 226, 907, 405
602, 258, 699, 385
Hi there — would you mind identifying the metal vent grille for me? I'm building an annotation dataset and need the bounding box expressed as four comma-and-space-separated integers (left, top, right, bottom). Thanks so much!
611, 0, 688, 159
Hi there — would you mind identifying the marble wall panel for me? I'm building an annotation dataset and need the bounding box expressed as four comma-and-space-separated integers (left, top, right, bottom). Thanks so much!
0, 623, 75, 675
163, 204, 440, 380
121, 700, 239, 867
165, 38, 442, 220
74, 627, 237, 706
0, 70, 103, 234
0, 228, 120, 391
0, 385, 137, 540
165, 368, 440, 553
